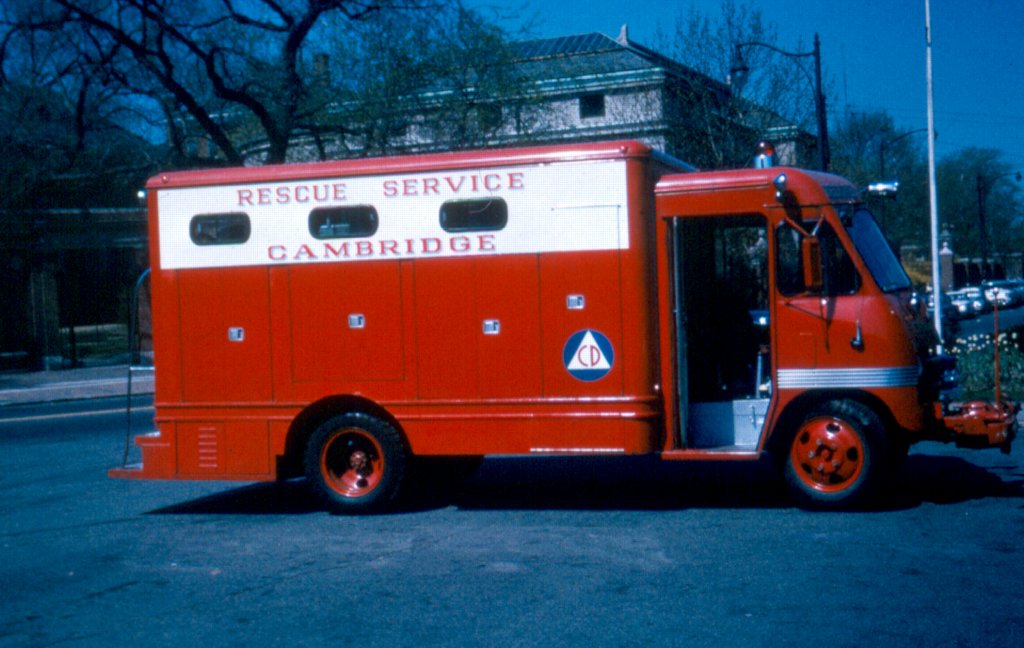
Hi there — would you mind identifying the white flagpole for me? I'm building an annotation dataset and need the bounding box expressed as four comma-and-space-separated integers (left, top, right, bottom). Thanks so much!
926, 0, 943, 351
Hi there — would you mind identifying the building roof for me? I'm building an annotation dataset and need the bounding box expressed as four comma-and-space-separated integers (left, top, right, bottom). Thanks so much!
516, 33, 624, 59
512, 31, 728, 95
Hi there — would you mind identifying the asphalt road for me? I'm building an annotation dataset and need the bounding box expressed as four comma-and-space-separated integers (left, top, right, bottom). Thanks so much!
2, 399, 1024, 647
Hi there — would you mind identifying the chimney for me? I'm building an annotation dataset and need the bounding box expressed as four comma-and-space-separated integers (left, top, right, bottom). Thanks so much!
617, 24, 628, 45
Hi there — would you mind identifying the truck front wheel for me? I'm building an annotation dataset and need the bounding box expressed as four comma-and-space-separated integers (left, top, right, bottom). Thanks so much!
783, 400, 886, 509
304, 413, 407, 514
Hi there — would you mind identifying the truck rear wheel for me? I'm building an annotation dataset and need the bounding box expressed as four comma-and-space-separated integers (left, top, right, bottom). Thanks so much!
783, 400, 885, 509
304, 413, 406, 514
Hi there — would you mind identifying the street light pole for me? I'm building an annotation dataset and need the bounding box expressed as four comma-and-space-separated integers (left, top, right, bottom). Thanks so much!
811, 34, 829, 172
730, 33, 830, 171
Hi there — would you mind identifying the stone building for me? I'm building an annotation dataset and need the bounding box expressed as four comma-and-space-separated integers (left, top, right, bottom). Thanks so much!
490, 28, 809, 166
244, 28, 810, 168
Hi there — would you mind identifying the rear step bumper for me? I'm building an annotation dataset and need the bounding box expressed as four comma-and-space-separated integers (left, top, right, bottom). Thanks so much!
109, 430, 174, 479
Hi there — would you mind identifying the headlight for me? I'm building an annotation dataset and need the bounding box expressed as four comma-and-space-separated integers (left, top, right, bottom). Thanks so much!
921, 355, 960, 400
942, 368, 960, 389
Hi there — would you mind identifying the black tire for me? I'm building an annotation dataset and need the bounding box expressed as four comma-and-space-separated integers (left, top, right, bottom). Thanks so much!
782, 399, 887, 510
303, 412, 407, 514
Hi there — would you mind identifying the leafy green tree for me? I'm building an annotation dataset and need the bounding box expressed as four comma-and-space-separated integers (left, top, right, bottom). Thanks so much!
938, 147, 1023, 261
830, 111, 1023, 274
830, 111, 930, 253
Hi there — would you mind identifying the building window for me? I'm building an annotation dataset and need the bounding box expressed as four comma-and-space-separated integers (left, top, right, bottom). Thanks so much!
309, 205, 379, 239
579, 93, 605, 119
440, 198, 508, 232
190, 213, 251, 245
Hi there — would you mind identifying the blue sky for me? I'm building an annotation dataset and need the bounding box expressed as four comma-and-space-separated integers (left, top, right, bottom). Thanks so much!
474, 0, 1024, 173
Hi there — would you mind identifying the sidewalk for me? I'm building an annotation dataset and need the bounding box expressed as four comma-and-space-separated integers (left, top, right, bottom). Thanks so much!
0, 365, 154, 407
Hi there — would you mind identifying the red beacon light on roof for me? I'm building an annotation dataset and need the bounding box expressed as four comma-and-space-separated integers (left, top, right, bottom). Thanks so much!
754, 141, 776, 168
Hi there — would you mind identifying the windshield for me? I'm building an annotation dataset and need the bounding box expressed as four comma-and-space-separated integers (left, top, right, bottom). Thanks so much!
844, 208, 912, 292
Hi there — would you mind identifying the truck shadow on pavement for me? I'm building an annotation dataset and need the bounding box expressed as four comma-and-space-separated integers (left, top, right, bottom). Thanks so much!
148, 451, 1024, 515
884, 452, 1024, 509
149, 480, 323, 515
454, 453, 1024, 512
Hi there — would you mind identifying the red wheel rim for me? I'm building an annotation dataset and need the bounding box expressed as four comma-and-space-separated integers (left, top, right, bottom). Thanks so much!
789, 416, 865, 494
320, 428, 385, 498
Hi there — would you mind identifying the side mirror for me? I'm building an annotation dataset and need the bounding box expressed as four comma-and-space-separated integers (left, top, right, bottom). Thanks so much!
867, 181, 899, 199
802, 236, 823, 292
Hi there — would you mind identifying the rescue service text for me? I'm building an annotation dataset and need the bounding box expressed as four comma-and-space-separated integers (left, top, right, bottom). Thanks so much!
383, 172, 524, 197
236, 172, 526, 207
238, 182, 348, 206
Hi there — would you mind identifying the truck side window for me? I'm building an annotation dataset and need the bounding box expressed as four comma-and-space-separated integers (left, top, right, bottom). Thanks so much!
820, 223, 859, 295
309, 205, 378, 239
776, 222, 859, 296
190, 213, 251, 245
440, 198, 507, 232
776, 224, 805, 295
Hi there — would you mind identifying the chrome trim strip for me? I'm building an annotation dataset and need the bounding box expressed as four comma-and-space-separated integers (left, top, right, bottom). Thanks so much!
777, 366, 919, 389
529, 447, 626, 454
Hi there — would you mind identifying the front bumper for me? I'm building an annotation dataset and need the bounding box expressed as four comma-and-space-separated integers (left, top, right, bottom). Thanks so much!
935, 400, 1018, 453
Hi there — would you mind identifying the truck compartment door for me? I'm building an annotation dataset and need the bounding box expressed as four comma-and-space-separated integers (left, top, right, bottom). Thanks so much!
178, 268, 273, 402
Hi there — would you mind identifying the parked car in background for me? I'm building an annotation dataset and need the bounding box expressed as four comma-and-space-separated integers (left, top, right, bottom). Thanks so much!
926, 290, 960, 323
981, 279, 1024, 308
949, 287, 990, 318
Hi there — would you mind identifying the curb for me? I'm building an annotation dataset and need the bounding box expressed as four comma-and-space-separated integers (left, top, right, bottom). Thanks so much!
0, 367, 154, 407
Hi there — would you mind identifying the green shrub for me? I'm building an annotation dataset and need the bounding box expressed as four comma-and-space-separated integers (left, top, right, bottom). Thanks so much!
950, 328, 1024, 401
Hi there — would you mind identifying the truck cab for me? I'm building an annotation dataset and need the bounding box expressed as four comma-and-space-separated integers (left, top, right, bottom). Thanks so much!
655, 166, 1013, 507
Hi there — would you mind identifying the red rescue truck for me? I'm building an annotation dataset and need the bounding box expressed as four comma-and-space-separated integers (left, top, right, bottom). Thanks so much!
111, 140, 1016, 511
